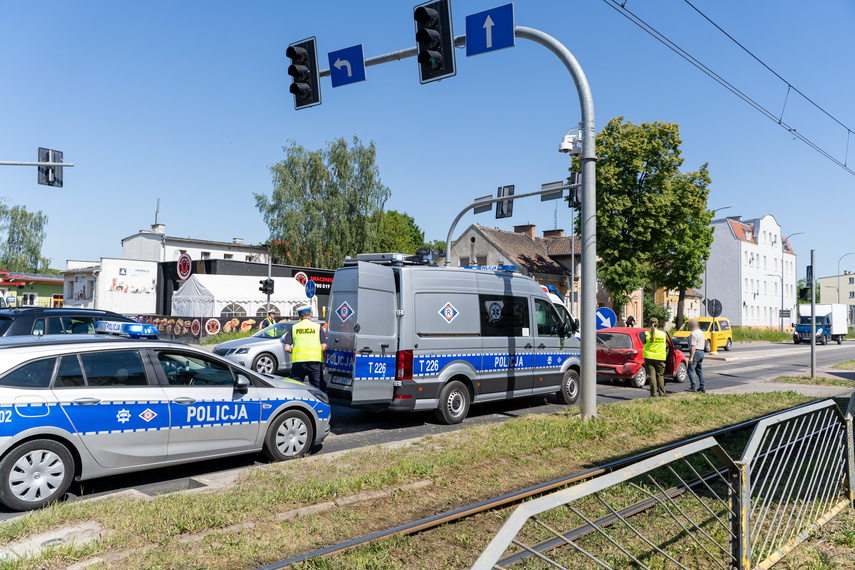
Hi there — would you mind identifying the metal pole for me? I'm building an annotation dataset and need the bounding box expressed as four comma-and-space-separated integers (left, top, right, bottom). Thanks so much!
514, 26, 597, 419
0, 161, 74, 167
811, 249, 816, 378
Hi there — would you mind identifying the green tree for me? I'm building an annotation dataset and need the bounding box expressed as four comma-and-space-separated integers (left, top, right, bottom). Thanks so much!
376, 210, 425, 254
255, 137, 390, 268
0, 202, 50, 272
570, 117, 712, 317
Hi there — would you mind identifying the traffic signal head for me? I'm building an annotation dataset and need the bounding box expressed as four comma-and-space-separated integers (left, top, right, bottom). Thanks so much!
286, 37, 321, 110
413, 0, 456, 84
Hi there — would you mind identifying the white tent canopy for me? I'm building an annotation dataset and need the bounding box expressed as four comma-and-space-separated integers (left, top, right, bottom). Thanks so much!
171, 275, 318, 318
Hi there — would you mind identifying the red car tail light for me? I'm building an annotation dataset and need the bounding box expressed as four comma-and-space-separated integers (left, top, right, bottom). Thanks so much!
396, 350, 413, 380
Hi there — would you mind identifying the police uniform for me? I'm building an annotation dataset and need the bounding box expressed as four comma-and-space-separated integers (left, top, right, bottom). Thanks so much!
643, 323, 668, 397
282, 309, 327, 390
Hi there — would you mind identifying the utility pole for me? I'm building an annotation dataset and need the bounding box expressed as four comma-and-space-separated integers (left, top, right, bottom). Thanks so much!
810, 249, 816, 378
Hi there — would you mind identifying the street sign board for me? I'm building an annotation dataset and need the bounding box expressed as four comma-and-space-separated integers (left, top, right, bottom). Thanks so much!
328, 44, 366, 88
596, 307, 616, 330
708, 299, 723, 318
465, 3, 515, 57
473, 194, 492, 214
540, 181, 564, 202
305, 279, 316, 299
495, 185, 514, 219
37, 147, 62, 187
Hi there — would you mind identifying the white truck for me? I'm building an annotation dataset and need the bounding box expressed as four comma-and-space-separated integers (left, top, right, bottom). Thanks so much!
793, 303, 847, 345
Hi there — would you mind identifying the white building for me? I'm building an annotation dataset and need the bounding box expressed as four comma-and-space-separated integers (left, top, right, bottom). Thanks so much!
63, 258, 159, 314
702, 215, 797, 328
122, 223, 269, 263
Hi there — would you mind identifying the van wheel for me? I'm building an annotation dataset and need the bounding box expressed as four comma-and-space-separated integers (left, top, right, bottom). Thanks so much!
252, 352, 278, 375
557, 369, 580, 404
0, 440, 74, 511
704, 340, 711, 352
434, 381, 470, 425
724, 339, 732, 351
263, 410, 313, 461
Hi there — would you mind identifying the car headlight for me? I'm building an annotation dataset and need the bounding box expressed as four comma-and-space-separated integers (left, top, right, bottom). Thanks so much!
308, 389, 329, 405
235, 348, 249, 354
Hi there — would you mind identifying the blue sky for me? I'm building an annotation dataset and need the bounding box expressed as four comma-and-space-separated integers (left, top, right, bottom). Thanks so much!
1, 0, 853, 281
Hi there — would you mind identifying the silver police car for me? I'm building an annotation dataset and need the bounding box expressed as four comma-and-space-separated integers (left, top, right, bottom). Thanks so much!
0, 336, 330, 511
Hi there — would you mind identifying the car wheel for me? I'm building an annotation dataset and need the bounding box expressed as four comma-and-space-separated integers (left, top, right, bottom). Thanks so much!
630, 367, 647, 389
263, 410, 314, 461
557, 369, 580, 404
673, 363, 688, 383
252, 352, 278, 375
434, 381, 470, 424
724, 339, 732, 351
704, 340, 711, 353
0, 439, 74, 512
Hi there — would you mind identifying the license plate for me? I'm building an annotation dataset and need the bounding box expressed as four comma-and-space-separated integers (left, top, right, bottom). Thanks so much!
330, 375, 352, 386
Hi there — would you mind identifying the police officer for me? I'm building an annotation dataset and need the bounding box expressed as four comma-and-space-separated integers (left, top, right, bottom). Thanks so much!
261, 310, 276, 329
282, 305, 327, 390
642, 318, 668, 398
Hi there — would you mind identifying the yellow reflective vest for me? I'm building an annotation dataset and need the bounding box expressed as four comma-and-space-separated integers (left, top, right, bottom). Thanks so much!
290, 320, 323, 363
642, 329, 668, 361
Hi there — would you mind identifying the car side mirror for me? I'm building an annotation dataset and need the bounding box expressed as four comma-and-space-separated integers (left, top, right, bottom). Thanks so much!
235, 374, 250, 393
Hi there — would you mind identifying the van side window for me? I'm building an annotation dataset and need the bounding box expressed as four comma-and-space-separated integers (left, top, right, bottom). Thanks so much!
534, 299, 563, 336
479, 295, 530, 337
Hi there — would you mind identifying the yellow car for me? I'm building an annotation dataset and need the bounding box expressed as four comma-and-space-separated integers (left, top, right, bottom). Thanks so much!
672, 317, 732, 352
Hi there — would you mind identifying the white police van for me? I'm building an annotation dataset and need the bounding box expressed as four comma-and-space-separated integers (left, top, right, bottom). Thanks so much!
324, 254, 580, 424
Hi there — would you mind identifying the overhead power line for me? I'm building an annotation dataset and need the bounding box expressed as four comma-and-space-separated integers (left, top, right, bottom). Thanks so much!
601, 0, 855, 177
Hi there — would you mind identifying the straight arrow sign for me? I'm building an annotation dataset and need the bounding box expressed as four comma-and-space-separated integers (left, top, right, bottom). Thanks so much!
484, 15, 494, 48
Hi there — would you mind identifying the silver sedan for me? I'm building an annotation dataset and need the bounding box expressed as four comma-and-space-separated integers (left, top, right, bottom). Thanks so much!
213, 321, 296, 375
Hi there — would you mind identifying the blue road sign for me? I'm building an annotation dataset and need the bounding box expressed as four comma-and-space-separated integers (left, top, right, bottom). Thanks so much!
465, 3, 515, 57
596, 307, 617, 330
305, 279, 316, 299
328, 44, 366, 88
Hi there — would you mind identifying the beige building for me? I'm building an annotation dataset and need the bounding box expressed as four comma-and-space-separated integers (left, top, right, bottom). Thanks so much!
819, 271, 855, 325
447, 224, 643, 324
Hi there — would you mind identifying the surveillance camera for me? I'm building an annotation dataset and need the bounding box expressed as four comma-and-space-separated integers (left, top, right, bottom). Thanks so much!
559, 129, 582, 156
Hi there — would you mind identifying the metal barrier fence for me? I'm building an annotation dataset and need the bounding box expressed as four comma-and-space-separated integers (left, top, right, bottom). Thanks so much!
473, 391, 855, 570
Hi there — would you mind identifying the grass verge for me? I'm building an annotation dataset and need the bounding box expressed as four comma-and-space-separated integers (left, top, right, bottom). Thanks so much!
832, 359, 855, 370
772, 375, 855, 388
0, 391, 829, 569
731, 326, 792, 342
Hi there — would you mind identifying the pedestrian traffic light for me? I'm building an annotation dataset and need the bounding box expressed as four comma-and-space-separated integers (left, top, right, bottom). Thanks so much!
37, 148, 63, 188
286, 37, 321, 110
413, 0, 456, 84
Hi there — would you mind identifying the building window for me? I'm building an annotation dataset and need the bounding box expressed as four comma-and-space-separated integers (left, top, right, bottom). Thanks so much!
224, 254, 233, 260
220, 303, 246, 318
21, 293, 38, 306
458, 256, 470, 267
201, 252, 211, 260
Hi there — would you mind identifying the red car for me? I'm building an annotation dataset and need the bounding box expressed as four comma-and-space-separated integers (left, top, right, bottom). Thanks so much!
596, 327, 688, 388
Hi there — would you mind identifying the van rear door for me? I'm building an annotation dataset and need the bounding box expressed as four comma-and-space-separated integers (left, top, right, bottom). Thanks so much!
325, 262, 397, 405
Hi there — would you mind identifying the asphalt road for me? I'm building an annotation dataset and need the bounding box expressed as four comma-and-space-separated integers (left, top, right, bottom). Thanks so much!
2, 341, 854, 520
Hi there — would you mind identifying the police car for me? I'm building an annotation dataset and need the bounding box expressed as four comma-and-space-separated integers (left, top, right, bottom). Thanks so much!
0, 336, 330, 511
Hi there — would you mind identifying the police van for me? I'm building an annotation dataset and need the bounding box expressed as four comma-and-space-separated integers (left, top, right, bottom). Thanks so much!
324, 254, 581, 424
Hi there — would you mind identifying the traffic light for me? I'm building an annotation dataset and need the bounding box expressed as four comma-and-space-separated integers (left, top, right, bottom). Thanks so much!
259, 279, 275, 295
286, 37, 321, 110
37, 147, 63, 188
413, 0, 456, 84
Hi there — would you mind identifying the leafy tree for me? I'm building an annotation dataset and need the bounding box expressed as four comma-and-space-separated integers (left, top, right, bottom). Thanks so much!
255, 137, 390, 268
376, 210, 425, 254
422, 239, 446, 253
569, 117, 712, 319
0, 202, 50, 272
